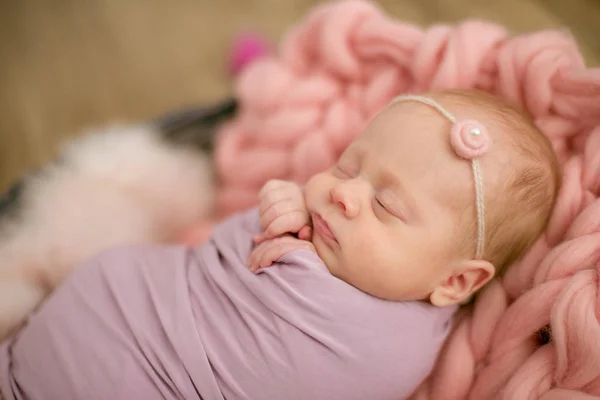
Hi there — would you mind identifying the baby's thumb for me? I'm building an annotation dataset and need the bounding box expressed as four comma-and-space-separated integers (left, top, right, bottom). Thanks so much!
297, 225, 312, 241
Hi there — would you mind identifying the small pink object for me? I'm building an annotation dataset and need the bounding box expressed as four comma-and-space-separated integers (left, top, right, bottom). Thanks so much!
450, 120, 492, 159
228, 32, 271, 76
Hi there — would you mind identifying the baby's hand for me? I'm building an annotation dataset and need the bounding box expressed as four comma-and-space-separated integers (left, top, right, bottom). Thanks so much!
254, 180, 312, 245
248, 234, 316, 272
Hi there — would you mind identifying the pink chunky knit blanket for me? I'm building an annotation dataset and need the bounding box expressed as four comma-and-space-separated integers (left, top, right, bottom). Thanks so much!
211, 0, 600, 398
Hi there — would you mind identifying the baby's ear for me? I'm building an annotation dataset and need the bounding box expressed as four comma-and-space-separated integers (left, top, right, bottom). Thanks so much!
429, 260, 495, 307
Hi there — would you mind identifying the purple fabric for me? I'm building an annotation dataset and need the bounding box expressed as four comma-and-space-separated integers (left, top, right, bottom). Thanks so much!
0, 208, 456, 400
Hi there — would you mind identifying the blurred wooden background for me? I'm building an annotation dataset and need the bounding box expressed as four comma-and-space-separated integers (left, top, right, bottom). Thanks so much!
0, 0, 599, 191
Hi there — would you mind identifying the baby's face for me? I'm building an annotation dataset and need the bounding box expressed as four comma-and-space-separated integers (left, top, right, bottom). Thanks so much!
304, 102, 480, 302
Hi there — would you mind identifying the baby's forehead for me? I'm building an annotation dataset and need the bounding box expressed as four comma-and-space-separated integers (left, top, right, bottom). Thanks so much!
357, 90, 527, 173
362, 101, 456, 152
362, 92, 513, 196
379, 93, 520, 149
354, 103, 476, 184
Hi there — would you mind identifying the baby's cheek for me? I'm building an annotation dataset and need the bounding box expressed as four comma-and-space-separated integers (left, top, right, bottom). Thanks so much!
304, 173, 332, 208
345, 233, 382, 264
446, 217, 472, 259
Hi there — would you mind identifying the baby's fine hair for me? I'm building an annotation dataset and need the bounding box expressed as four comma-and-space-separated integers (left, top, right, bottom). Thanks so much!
441, 90, 561, 274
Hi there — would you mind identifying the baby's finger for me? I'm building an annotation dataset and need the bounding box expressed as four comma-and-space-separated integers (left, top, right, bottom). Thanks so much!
257, 240, 298, 270
263, 210, 309, 239
258, 192, 286, 218
259, 199, 304, 232
258, 180, 286, 199
249, 236, 291, 271
249, 237, 316, 273
252, 232, 283, 246
250, 236, 294, 272
248, 241, 268, 271
292, 240, 316, 253
250, 243, 282, 272
247, 248, 259, 271
252, 234, 268, 245
258, 184, 294, 214
256, 245, 283, 270
297, 225, 312, 241
258, 184, 301, 214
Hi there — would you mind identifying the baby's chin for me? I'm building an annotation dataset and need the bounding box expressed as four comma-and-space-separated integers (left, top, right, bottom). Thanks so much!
310, 235, 337, 272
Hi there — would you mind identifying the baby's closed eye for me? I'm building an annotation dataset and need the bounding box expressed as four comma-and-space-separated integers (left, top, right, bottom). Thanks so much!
333, 165, 350, 179
374, 189, 406, 222
333, 162, 358, 179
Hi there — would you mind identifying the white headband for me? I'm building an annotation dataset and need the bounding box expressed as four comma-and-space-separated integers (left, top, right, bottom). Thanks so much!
390, 95, 493, 259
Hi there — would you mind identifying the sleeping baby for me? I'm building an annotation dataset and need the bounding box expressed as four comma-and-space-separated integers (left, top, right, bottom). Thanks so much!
0, 89, 560, 400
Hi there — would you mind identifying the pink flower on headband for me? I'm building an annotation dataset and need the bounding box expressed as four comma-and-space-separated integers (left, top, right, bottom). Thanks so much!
450, 120, 493, 160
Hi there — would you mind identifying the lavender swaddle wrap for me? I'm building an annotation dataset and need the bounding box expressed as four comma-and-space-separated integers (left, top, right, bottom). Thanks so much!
0, 209, 456, 400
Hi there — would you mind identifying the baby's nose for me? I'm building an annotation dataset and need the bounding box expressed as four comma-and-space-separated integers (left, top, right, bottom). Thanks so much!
330, 183, 360, 218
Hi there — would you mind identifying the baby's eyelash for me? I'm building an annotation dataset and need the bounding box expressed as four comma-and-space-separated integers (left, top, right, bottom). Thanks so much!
375, 192, 405, 222
374, 197, 389, 214
334, 165, 347, 177
334, 164, 354, 178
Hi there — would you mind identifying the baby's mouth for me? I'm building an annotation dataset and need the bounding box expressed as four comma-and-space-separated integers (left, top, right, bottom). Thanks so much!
312, 213, 338, 246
